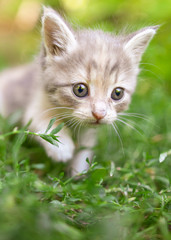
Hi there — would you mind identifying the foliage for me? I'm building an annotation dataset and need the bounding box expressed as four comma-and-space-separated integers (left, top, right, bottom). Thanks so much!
0, 113, 170, 240
0, 0, 171, 240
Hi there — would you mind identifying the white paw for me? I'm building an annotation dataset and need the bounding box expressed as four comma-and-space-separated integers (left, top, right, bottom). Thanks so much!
71, 149, 93, 176
55, 141, 75, 162
45, 138, 75, 162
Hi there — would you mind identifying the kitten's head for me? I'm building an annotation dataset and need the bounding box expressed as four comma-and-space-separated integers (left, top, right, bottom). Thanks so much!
41, 7, 158, 125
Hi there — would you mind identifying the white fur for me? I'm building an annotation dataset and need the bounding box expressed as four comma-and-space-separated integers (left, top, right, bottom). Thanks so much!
40, 129, 75, 162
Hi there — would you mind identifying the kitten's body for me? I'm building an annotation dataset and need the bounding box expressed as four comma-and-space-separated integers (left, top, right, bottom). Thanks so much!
0, 7, 158, 175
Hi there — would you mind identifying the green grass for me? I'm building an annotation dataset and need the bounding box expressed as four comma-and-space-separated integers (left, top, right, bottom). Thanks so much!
0, 75, 170, 240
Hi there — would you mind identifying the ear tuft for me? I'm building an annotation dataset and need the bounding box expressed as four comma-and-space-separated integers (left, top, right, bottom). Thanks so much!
124, 26, 159, 64
42, 6, 77, 57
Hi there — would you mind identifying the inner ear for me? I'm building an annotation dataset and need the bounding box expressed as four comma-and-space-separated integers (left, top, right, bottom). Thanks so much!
124, 26, 158, 64
44, 17, 66, 55
42, 7, 77, 57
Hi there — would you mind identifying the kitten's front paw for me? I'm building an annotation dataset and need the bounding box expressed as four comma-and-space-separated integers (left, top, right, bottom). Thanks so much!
70, 149, 93, 176
45, 138, 75, 162
56, 141, 75, 162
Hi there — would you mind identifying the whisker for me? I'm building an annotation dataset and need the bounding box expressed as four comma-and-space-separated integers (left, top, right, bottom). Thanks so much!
117, 116, 146, 134
61, 117, 78, 132
118, 112, 158, 128
73, 120, 83, 138
140, 62, 162, 71
37, 112, 73, 126
77, 120, 85, 143
53, 115, 72, 125
116, 118, 144, 137
67, 118, 81, 138
62, 118, 79, 137
140, 68, 162, 82
65, 117, 78, 128
39, 106, 74, 118
111, 122, 124, 156
74, 112, 91, 120
118, 116, 140, 127
118, 112, 151, 122
48, 113, 72, 120
118, 112, 148, 117
35, 112, 71, 130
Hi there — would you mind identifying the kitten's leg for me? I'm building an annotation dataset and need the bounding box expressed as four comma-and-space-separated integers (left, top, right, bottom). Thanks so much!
70, 128, 97, 176
40, 127, 75, 162
26, 116, 75, 162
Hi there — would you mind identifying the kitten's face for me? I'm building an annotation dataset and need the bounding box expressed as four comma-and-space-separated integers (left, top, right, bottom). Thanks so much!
44, 38, 137, 125
41, 7, 157, 125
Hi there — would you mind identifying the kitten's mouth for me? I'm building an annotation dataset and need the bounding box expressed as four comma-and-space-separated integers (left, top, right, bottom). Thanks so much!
90, 120, 102, 125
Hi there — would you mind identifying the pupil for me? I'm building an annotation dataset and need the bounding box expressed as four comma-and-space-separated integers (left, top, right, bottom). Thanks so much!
78, 86, 84, 93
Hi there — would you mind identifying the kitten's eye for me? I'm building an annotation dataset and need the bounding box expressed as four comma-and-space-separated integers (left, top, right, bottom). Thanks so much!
73, 83, 88, 97
111, 87, 124, 100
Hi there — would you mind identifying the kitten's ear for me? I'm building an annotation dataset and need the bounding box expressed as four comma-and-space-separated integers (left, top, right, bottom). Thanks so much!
42, 6, 77, 57
124, 26, 159, 64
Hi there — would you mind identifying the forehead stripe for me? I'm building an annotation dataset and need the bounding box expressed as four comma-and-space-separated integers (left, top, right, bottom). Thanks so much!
109, 62, 119, 76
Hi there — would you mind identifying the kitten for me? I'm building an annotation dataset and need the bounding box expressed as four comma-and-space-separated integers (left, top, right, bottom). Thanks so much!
0, 7, 158, 175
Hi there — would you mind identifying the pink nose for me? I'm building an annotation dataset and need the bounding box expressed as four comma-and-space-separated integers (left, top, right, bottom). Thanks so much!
92, 111, 106, 120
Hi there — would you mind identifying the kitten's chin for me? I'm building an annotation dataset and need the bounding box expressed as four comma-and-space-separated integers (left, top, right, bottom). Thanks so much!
89, 119, 112, 126
90, 121, 102, 126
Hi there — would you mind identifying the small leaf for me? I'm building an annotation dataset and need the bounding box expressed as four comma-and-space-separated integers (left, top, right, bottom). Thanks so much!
39, 134, 59, 146
91, 168, 107, 182
50, 123, 64, 135
24, 119, 32, 129
45, 117, 56, 133
51, 135, 59, 141
86, 158, 91, 165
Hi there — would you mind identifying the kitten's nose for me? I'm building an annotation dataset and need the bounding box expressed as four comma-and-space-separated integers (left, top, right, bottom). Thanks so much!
91, 100, 107, 120
92, 111, 106, 120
